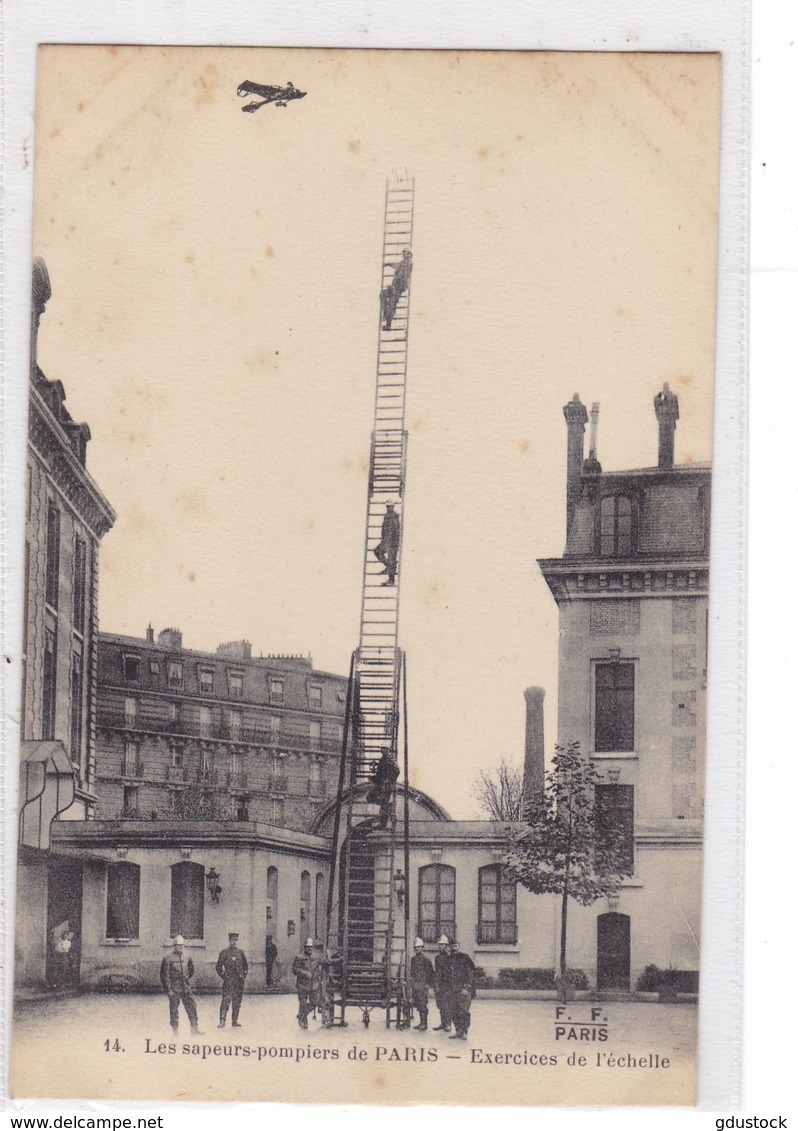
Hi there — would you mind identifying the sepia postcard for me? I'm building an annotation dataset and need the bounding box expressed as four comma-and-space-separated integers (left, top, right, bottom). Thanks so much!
10, 45, 725, 1107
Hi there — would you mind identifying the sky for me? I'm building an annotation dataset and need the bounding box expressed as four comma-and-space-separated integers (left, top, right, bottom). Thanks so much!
31, 46, 720, 817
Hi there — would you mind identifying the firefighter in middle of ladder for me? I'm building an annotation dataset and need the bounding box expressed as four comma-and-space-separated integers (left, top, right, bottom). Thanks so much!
374, 502, 401, 586
380, 248, 413, 330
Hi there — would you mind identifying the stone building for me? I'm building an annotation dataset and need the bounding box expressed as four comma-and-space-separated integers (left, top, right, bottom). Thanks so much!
537, 386, 708, 992
95, 630, 349, 831
16, 259, 117, 987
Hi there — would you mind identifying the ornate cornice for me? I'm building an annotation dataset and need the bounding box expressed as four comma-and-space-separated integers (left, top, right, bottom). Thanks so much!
29, 386, 116, 538
537, 557, 709, 602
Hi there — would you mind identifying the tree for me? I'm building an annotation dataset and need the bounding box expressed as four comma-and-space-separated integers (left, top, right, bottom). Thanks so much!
503, 742, 632, 997
471, 758, 525, 822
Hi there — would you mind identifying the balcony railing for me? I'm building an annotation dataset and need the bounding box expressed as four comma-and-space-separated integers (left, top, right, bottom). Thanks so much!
227, 770, 249, 792
196, 768, 219, 786
121, 758, 144, 778
98, 710, 342, 752
166, 765, 186, 784
475, 922, 518, 945
270, 774, 288, 794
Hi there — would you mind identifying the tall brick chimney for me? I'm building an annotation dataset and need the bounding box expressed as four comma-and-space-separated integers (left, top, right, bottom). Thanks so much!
563, 395, 588, 533
522, 687, 545, 816
158, 627, 183, 650
654, 382, 679, 470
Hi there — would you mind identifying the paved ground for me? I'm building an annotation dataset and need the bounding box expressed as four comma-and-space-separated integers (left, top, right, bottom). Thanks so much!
12, 991, 698, 1107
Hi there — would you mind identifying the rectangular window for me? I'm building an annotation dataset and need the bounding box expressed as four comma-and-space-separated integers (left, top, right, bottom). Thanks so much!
169, 701, 181, 724
168, 661, 183, 690
200, 748, 214, 783
308, 760, 324, 797
72, 536, 87, 631
106, 863, 141, 939
595, 662, 635, 752
170, 861, 205, 940
198, 666, 214, 695
269, 715, 281, 743
199, 705, 212, 739
271, 755, 288, 793
269, 677, 284, 704
418, 864, 456, 944
477, 864, 517, 944
70, 649, 84, 768
229, 709, 242, 741
309, 720, 321, 748
123, 654, 141, 682
271, 798, 284, 823
123, 740, 141, 777
124, 696, 137, 727
600, 495, 633, 557
42, 624, 57, 741
595, 784, 635, 874
149, 659, 161, 675
228, 670, 243, 700
122, 784, 139, 817
45, 502, 60, 609
170, 744, 184, 768
308, 683, 322, 708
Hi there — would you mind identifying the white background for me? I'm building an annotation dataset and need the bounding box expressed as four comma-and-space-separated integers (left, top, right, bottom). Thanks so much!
2, 0, 794, 1123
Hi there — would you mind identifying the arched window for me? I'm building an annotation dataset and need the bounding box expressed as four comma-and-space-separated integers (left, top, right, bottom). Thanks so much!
266, 865, 278, 925
418, 864, 456, 944
106, 862, 140, 939
170, 861, 204, 940
477, 864, 517, 944
600, 495, 633, 556
300, 870, 311, 935
315, 872, 326, 938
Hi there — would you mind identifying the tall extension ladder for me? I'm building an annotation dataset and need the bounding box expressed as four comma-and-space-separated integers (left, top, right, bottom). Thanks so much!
324, 172, 415, 1028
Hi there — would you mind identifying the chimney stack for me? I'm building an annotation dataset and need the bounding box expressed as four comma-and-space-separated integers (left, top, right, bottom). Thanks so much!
146, 624, 154, 643
158, 627, 183, 650
563, 395, 588, 533
654, 382, 680, 470
522, 687, 545, 815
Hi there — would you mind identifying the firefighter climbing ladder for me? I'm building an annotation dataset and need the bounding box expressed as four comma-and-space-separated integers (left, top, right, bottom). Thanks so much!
324, 171, 415, 1028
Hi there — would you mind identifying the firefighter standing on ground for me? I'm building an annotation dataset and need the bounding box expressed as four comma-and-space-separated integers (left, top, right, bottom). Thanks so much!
216, 931, 248, 1028
433, 935, 453, 1032
410, 938, 435, 1031
448, 940, 477, 1040
160, 936, 204, 1035
293, 937, 322, 1029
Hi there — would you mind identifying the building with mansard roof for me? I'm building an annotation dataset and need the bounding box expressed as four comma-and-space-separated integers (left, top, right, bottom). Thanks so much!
95, 628, 350, 829
537, 386, 707, 992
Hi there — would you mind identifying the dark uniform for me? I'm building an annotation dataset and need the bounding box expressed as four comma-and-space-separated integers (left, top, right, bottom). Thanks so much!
264, 937, 278, 987
433, 946, 453, 1031
293, 944, 322, 1029
216, 937, 248, 1027
160, 944, 202, 1034
410, 948, 435, 1030
380, 249, 413, 330
374, 505, 401, 585
449, 947, 477, 1038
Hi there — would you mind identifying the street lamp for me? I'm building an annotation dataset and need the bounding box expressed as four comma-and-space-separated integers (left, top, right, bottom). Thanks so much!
205, 867, 222, 903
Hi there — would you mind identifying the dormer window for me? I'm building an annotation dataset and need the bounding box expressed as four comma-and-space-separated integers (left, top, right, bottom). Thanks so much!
198, 666, 214, 695
600, 495, 632, 556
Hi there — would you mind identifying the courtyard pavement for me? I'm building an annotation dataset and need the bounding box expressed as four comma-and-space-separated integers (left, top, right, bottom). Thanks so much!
11, 991, 698, 1108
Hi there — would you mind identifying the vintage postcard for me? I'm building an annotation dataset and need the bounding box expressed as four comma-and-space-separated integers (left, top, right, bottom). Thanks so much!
11, 45, 721, 1106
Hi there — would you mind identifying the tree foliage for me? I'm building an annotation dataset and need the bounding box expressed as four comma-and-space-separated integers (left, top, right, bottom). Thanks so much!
503, 742, 633, 986
472, 758, 525, 822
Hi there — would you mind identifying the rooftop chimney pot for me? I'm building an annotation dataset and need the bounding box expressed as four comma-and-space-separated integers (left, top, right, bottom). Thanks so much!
654, 382, 680, 470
